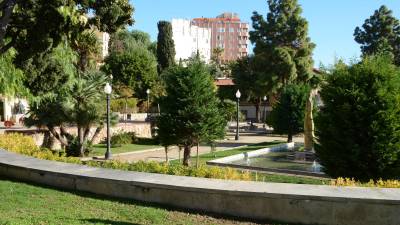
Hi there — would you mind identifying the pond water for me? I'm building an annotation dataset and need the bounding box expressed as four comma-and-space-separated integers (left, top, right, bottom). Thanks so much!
230, 150, 324, 175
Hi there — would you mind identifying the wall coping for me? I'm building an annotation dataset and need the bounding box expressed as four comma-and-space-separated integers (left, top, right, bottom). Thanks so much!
0, 149, 399, 204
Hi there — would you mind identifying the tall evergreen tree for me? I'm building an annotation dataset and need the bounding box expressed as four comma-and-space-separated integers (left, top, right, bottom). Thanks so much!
158, 59, 226, 166
156, 21, 176, 74
250, 0, 315, 86
354, 5, 400, 65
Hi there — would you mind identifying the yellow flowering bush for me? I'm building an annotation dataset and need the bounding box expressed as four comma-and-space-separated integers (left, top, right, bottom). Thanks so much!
331, 177, 400, 188
0, 134, 250, 181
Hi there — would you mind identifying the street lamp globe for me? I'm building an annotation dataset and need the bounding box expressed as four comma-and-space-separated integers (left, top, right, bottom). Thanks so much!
263, 96, 267, 101
146, 89, 151, 95
104, 83, 112, 95
235, 90, 241, 99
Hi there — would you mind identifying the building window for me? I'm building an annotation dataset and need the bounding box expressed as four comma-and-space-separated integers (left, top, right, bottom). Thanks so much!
219, 28, 225, 32
229, 28, 235, 32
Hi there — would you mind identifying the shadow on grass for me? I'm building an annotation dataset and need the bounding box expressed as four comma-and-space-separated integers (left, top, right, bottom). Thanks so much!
80, 219, 141, 225
0, 176, 302, 225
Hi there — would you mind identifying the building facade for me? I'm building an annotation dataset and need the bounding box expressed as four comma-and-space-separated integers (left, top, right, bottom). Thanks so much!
171, 19, 212, 63
192, 12, 249, 63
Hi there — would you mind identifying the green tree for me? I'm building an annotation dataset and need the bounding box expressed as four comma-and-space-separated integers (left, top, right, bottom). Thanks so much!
315, 56, 400, 180
25, 70, 115, 156
231, 56, 269, 122
354, 5, 400, 65
3, 0, 133, 61
109, 30, 155, 54
156, 21, 175, 74
158, 59, 226, 166
267, 83, 309, 142
20, 44, 77, 97
102, 44, 158, 100
0, 49, 25, 96
250, 0, 315, 86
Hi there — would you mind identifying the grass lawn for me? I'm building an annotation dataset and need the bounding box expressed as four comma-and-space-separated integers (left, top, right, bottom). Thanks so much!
90, 144, 161, 157
171, 141, 329, 185
0, 178, 291, 225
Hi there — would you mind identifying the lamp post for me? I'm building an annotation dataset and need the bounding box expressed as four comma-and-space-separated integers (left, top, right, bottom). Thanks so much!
235, 90, 241, 140
263, 96, 267, 128
146, 89, 151, 118
104, 83, 112, 160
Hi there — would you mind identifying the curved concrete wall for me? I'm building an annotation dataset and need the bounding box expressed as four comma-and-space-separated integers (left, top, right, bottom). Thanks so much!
0, 149, 399, 225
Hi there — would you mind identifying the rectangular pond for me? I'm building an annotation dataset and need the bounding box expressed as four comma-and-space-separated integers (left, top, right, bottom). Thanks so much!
208, 143, 326, 177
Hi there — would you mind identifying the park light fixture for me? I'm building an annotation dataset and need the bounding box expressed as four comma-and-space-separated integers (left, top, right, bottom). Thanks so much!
235, 90, 241, 140
263, 96, 268, 128
104, 82, 112, 160
235, 90, 241, 99
146, 89, 151, 117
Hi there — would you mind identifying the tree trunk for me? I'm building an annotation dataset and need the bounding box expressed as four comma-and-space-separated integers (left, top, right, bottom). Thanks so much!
183, 145, 191, 166
164, 146, 169, 163
77, 125, 85, 157
255, 99, 261, 123
178, 146, 182, 162
287, 132, 293, 143
48, 126, 69, 147
196, 143, 199, 168
304, 89, 316, 151
90, 126, 103, 144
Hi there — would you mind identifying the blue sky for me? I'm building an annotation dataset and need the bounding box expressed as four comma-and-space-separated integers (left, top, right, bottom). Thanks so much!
130, 0, 400, 66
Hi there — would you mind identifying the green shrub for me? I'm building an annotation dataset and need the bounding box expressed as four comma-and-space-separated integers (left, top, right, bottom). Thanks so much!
134, 137, 159, 145
267, 83, 310, 142
315, 56, 400, 180
65, 137, 93, 157
110, 131, 136, 147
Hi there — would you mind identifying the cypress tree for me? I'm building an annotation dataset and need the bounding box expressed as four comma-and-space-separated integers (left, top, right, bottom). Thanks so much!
156, 21, 176, 74
354, 5, 400, 65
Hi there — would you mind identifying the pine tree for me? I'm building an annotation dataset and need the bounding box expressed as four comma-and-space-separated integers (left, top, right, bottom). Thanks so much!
156, 21, 176, 74
158, 59, 226, 166
354, 5, 400, 65
250, 0, 315, 85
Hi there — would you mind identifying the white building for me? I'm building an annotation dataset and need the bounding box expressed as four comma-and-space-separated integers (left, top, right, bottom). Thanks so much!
172, 19, 211, 63
94, 30, 110, 60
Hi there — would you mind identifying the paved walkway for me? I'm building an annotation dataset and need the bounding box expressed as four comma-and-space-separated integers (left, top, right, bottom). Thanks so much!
113, 133, 303, 163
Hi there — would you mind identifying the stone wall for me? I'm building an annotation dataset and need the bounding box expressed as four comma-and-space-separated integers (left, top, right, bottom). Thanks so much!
5, 122, 152, 148
0, 149, 399, 225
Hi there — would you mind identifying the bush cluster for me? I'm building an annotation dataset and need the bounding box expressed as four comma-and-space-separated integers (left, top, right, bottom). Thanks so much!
315, 56, 400, 180
110, 131, 136, 147
0, 134, 80, 164
85, 160, 251, 181
331, 177, 400, 188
